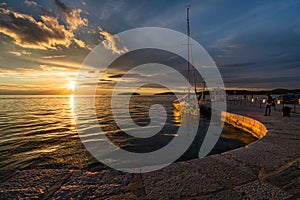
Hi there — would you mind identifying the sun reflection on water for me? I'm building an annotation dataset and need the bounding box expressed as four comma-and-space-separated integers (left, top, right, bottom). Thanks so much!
69, 94, 76, 126
70, 94, 74, 110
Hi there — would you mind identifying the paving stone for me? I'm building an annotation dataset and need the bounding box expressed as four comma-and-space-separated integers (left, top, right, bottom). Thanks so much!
125, 173, 146, 198
63, 169, 132, 186
50, 185, 97, 200
223, 142, 295, 172
186, 155, 257, 187
0, 169, 70, 199
192, 189, 248, 200
142, 161, 222, 199
233, 180, 293, 199
263, 132, 300, 143
211, 154, 258, 176
50, 184, 128, 199
264, 159, 300, 196
103, 192, 139, 200
0, 170, 15, 182
0, 190, 41, 200
282, 176, 300, 197
50, 169, 132, 199
250, 139, 300, 159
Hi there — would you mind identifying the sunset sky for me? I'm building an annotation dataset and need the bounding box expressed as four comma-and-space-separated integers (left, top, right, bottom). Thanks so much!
0, 0, 299, 95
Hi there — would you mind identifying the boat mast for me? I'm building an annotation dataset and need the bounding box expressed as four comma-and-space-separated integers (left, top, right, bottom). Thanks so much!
201, 81, 206, 102
186, 5, 191, 97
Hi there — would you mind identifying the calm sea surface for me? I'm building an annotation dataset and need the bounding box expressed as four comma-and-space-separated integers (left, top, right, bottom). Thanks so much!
0, 95, 256, 171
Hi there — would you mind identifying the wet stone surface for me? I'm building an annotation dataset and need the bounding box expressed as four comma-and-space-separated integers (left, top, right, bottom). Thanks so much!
1, 105, 299, 199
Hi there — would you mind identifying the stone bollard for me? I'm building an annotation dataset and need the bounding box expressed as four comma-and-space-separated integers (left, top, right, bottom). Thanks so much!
282, 106, 292, 117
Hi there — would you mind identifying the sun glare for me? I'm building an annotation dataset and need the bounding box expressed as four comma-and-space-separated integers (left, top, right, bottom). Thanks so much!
68, 81, 76, 91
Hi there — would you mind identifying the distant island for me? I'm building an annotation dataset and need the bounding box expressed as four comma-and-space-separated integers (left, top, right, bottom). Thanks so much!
154, 88, 300, 96
225, 88, 300, 95
155, 92, 176, 95
118, 92, 140, 95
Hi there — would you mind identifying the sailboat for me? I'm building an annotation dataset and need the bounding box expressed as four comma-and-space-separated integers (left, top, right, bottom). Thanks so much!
173, 6, 200, 115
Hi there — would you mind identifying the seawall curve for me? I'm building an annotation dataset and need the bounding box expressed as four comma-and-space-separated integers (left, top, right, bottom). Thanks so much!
221, 111, 267, 139
0, 107, 299, 199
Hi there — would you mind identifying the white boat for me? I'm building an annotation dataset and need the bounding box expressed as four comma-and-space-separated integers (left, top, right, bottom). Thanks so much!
173, 6, 200, 115
173, 93, 199, 115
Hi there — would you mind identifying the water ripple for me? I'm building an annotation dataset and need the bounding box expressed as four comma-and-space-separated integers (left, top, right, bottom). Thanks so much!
0, 95, 257, 170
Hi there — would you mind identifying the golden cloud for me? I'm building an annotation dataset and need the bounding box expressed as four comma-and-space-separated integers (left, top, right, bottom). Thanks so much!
54, 0, 88, 31
0, 67, 78, 82
65, 9, 88, 31
42, 55, 66, 59
39, 64, 68, 71
100, 30, 128, 54
0, 7, 87, 49
9, 50, 31, 56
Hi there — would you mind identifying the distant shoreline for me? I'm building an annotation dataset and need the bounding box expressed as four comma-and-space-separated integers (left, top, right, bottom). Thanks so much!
0, 88, 299, 96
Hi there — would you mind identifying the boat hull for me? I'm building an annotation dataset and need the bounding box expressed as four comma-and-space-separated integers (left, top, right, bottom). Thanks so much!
173, 99, 199, 115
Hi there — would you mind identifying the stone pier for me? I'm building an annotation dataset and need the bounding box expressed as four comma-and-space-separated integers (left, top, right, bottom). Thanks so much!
0, 105, 299, 199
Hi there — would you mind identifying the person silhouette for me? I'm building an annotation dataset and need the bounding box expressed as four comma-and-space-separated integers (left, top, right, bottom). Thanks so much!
264, 93, 273, 116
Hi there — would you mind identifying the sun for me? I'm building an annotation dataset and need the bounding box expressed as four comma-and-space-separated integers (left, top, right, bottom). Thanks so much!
68, 81, 76, 91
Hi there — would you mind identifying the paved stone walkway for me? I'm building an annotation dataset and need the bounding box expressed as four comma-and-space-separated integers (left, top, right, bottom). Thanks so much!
0, 104, 299, 199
